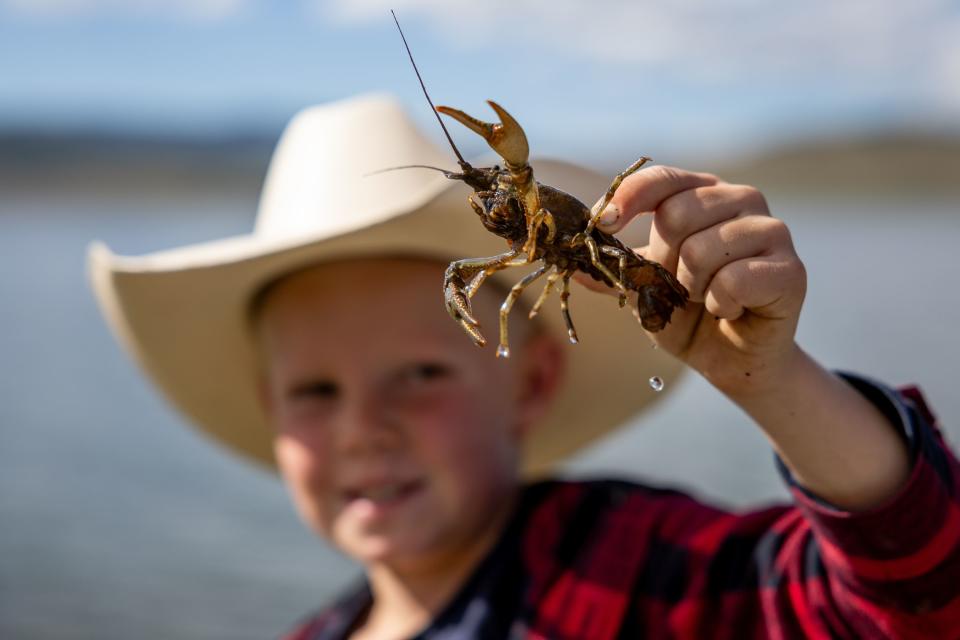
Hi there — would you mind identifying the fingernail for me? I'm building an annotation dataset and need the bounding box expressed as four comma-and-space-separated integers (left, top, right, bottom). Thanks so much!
598, 203, 620, 227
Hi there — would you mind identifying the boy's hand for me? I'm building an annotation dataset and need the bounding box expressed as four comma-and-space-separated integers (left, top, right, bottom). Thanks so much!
577, 165, 913, 510
578, 166, 807, 397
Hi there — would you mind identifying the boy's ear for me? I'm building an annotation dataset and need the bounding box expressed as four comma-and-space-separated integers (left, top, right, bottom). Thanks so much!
513, 332, 566, 437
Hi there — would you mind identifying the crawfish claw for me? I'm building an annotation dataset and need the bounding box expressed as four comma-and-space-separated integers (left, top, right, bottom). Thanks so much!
436, 101, 529, 168
444, 280, 486, 347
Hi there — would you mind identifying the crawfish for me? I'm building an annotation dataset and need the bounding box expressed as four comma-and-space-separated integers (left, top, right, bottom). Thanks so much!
394, 13, 688, 358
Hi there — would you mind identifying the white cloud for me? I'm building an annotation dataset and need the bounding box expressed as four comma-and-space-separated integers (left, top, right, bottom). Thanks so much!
1, 0, 245, 21
321, 0, 960, 114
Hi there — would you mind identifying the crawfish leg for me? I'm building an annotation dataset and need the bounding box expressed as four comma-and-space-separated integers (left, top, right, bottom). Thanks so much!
467, 190, 498, 220
468, 195, 486, 219
529, 268, 561, 319
521, 207, 557, 261
444, 249, 523, 347
600, 244, 629, 308
497, 264, 550, 358
465, 251, 532, 299
559, 270, 579, 344
583, 235, 628, 298
585, 155, 652, 234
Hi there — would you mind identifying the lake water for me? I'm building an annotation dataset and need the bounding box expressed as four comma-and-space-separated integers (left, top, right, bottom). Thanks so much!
1, 192, 958, 639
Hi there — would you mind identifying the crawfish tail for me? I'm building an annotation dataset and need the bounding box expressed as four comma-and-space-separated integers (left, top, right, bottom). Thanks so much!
624, 256, 688, 332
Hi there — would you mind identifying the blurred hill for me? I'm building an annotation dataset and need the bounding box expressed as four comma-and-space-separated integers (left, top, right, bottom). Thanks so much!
0, 130, 276, 198
1, 129, 957, 199
718, 132, 960, 197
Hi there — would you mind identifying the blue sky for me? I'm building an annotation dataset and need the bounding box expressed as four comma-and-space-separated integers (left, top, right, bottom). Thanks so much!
2, 0, 958, 164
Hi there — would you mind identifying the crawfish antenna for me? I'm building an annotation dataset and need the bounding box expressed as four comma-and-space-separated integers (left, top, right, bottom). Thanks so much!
391, 10, 467, 167
365, 164, 456, 178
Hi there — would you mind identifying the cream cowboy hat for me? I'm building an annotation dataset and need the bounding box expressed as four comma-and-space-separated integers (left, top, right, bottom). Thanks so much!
88, 93, 684, 476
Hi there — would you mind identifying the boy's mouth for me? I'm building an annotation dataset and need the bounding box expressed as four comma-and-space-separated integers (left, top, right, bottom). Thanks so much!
341, 479, 425, 512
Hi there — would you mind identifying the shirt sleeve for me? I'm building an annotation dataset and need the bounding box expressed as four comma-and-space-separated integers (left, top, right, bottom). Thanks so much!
772, 373, 960, 638
627, 375, 960, 640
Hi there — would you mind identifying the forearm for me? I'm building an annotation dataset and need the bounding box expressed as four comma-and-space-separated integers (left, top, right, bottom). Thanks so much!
726, 345, 911, 511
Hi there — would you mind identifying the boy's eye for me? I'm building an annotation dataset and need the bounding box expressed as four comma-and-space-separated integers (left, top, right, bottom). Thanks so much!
290, 380, 338, 400
415, 363, 449, 379
404, 362, 451, 383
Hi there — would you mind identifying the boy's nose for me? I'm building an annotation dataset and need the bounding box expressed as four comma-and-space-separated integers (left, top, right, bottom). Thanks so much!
334, 393, 403, 457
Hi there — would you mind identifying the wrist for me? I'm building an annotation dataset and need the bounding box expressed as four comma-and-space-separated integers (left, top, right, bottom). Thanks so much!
707, 340, 807, 404
728, 353, 911, 510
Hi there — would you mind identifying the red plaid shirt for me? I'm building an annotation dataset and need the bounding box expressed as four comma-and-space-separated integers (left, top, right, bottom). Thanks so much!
284, 376, 960, 639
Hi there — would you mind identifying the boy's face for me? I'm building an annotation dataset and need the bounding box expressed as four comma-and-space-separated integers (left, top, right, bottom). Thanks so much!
256, 258, 563, 571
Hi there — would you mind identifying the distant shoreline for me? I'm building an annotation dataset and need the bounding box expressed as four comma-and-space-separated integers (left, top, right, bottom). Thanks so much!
716, 132, 960, 198
2, 130, 958, 198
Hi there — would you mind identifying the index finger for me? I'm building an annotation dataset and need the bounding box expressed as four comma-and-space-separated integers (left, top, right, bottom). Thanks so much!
593, 165, 719, 233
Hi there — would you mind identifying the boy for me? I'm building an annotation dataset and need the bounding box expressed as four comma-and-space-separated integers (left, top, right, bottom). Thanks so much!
90, 95, 960, 638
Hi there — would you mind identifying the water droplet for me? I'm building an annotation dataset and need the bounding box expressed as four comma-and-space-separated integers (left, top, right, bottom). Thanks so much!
496, 345, 510, 358
648, 376, 664, 392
